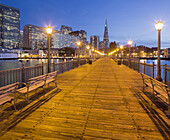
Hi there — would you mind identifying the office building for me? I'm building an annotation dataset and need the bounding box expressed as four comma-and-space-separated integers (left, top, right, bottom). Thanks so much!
90, 35, 100, 49
69, 30, 87, 46
23, 24, 78, 50
52, 32, 78, 49
23, 24, 47, 50
0, 4, 20, 49
99, 41, 104, 50
60, 25, 72, 34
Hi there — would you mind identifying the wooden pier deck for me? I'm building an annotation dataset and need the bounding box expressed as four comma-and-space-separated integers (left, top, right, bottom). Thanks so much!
0, 57, 169, 139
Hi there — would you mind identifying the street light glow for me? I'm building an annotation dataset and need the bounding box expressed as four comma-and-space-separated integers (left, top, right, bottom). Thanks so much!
155, 21, 163, 31
120, 45, 123, 49
77, 41, 81, 46
46, 26, 53, 34
92, 48, 94, 52
87, 45, 90, 49
128, 40, 132, 45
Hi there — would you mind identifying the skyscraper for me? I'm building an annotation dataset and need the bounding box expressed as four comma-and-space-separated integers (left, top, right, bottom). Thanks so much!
0, 4, 20, 49
69, 30, 87, 47
60, 25, 72, 34
90, 35, 100, 49
23, 24, 47, 50
103, 19, 109, 50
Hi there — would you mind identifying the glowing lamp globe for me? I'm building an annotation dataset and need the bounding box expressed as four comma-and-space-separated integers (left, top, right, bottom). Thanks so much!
46, 27, 52, 34
155, 21, 163, 31
128, 40, 132, 45
120, 45, 123, 49
77, 41, 81, 46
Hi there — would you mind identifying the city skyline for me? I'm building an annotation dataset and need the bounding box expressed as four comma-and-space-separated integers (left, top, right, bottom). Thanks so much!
1, 0, 170, 48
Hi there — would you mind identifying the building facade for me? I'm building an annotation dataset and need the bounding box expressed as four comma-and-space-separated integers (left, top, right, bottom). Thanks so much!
52, 32, 78, 49
23, 24, 47, 50
23, 24, 78, 50
60, 25, 72, 34
0, 4, 20, 49
90, 35, 100, 49
69, 30, 87, 47
99, 41, 104, 50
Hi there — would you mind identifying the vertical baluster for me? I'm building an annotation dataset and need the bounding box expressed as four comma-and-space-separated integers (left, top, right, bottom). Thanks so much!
164, 63, 167, 84
144, 61, 146, 74
0, 72, 1, 87
53, 62, 55, 72
138, 60, 140, 72
152, 62, 154, 78
22, 63, 25, 85
7, 71, 9, 85
62, 60, 64, 73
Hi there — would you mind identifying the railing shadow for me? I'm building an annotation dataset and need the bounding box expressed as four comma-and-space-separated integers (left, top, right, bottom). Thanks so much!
133, 88, 170, 139
0, 87, 62, 137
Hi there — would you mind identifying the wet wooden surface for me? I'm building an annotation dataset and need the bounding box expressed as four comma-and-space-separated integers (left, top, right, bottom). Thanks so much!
0, 57, 169, 140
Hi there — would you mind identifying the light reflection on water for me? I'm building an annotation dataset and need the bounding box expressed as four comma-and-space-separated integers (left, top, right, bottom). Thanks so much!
0, 59, 68, 71
139, 59, 170, 83
140, 59, 170, 65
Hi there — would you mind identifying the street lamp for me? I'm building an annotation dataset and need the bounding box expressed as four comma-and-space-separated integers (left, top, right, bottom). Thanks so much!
155, 21, 163, 81
117, 48, 119, 59
46, 26, 53, 73
77, 41, 81, 66
120, 45, 124, 59
128, 40, 132, 67
86, 45, 90, 58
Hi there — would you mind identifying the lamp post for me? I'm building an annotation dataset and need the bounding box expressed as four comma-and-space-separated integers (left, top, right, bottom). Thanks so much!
155, 21, 163, 81
120, 45, 123, 59
86, 45, 90, 58
117, 48, 119, 59
46, 26, 53, 73
92, 48, 94, 59
77, 41, 81, 66
128, 40, 132, 67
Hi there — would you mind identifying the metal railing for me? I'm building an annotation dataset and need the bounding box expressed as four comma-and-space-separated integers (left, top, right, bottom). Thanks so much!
121, 58, 170, 87
0, 59, 87, 87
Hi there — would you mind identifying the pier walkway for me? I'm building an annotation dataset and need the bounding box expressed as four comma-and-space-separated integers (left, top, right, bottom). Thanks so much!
0, 57, 169, 139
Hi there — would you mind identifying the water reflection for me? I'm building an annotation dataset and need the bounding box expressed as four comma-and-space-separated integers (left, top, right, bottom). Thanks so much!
139, 59, 170, 83
0, 58, 70, 71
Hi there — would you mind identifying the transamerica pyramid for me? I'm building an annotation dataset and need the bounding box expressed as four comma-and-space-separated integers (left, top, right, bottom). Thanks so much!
103, 19, 109, 50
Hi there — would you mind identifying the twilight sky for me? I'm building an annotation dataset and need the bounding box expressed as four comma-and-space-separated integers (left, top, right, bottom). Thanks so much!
1, 0, 170, 48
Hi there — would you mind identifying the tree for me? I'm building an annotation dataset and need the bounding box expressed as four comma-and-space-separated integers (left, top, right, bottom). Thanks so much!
109, 41, 117, 51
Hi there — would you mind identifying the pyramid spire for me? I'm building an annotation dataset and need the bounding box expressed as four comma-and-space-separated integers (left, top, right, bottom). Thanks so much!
103, 19, 109, 49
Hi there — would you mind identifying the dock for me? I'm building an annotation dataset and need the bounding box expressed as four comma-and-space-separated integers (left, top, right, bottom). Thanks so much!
0, 57, 169, 139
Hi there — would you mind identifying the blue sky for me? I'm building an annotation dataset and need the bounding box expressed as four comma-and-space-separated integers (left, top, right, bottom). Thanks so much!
1, 0, 170, 48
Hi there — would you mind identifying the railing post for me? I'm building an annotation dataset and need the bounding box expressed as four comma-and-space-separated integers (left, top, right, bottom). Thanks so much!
22, 63, 25, 86
53, 62, 55, 72
152, 62, 154, 78
42, 62, 44, 75
138, 59, 140, 73
164, 63, 167, 84
144, 61, 146, 74
167, 94, 170, 116
62, 59, 64, 73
